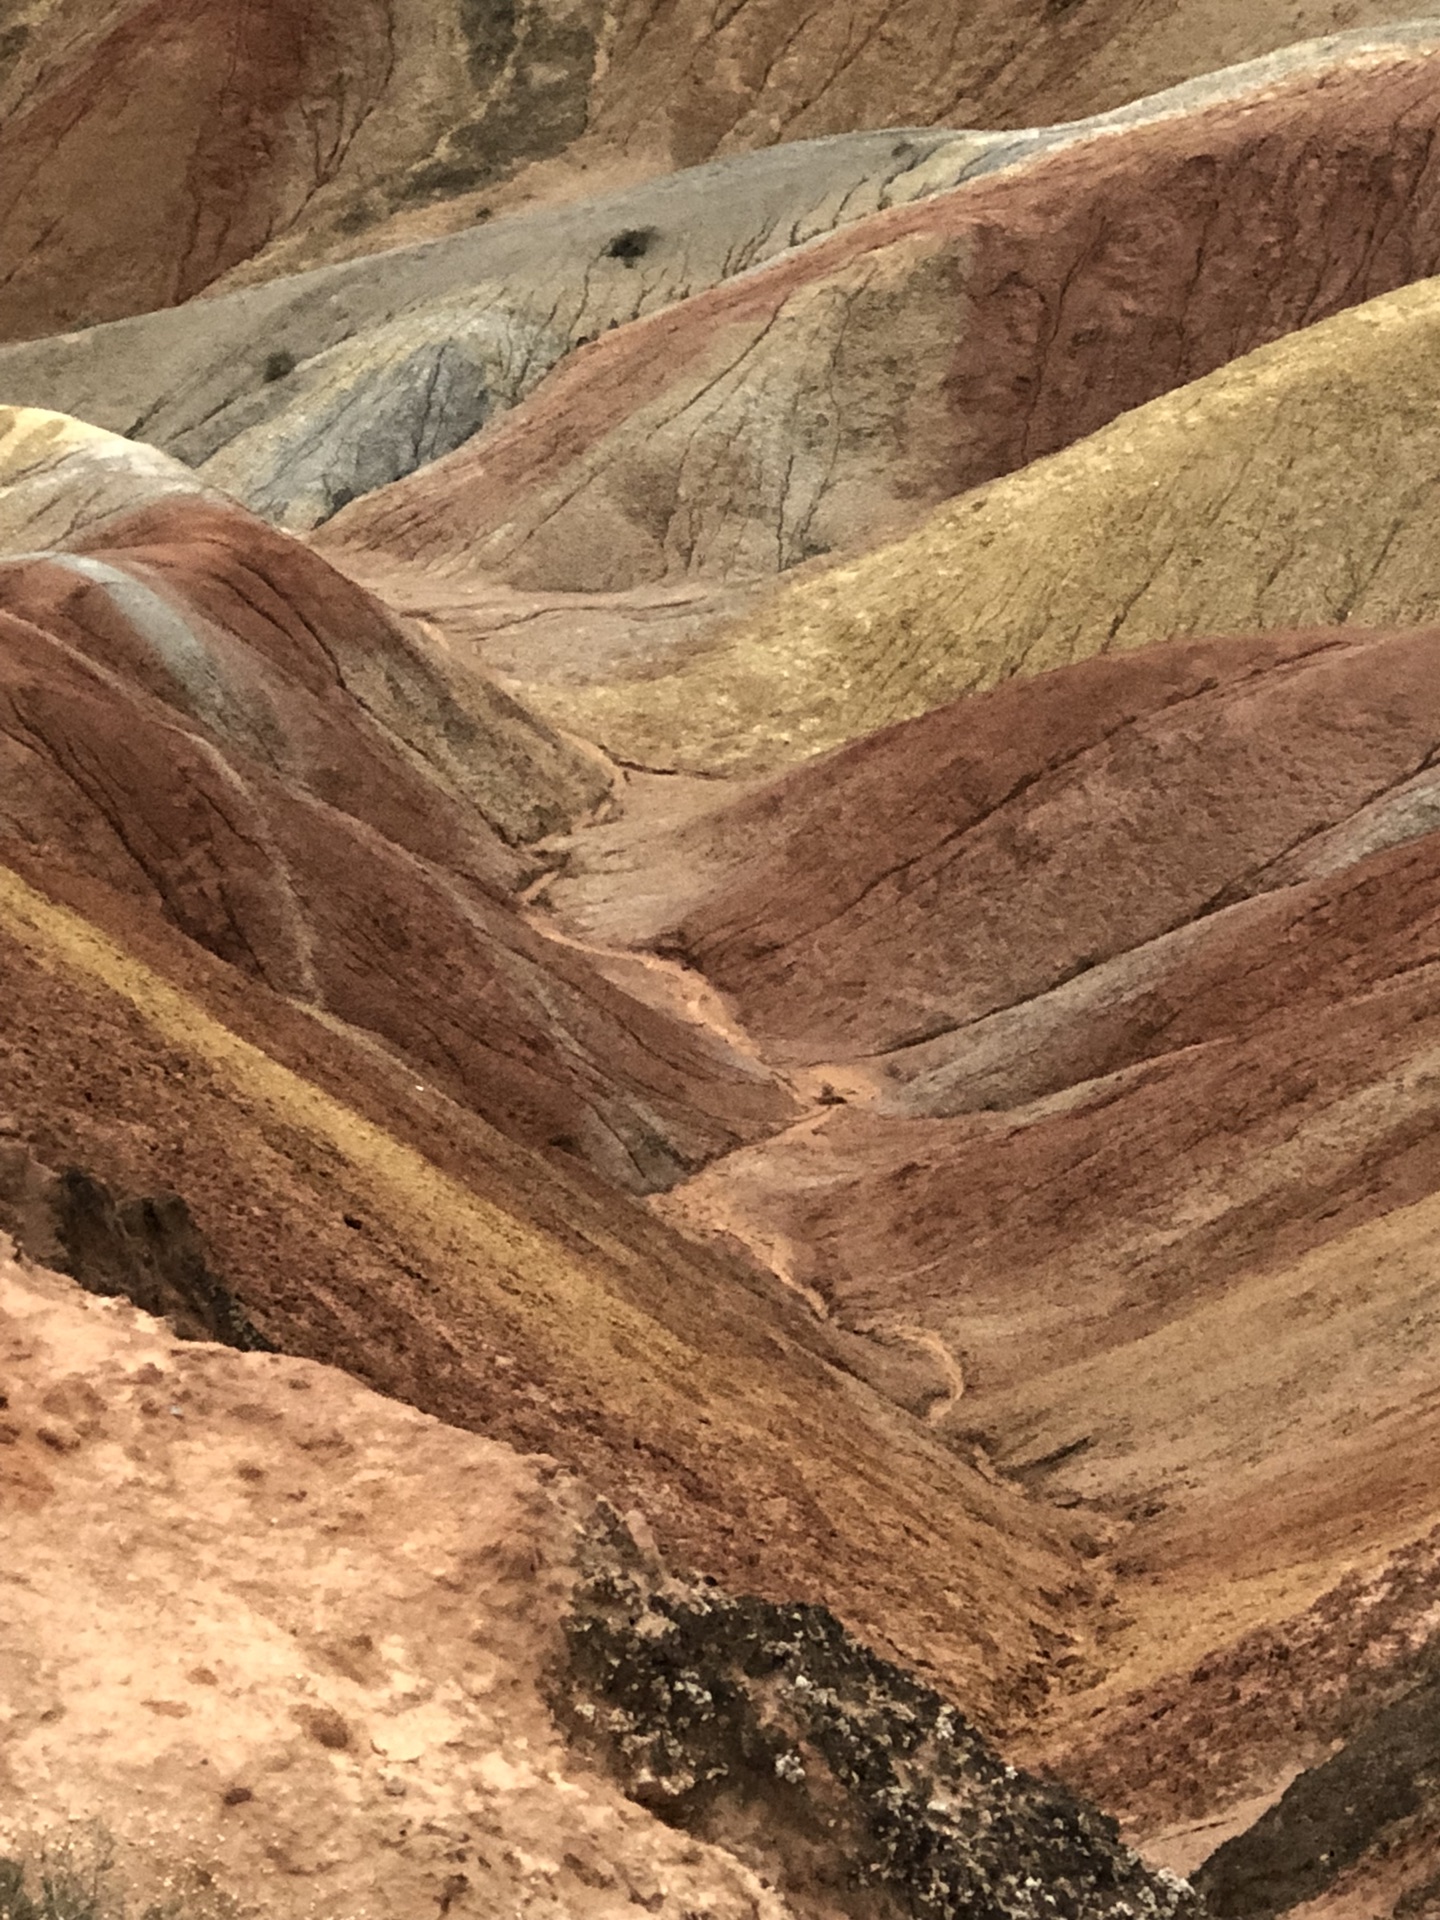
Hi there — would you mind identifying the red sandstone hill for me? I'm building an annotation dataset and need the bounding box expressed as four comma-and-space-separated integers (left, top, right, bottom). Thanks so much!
0, 0, 1422, 342
322, 47, 1440, 590
15, 9, 1440, 1914
0, 493, 796, 1191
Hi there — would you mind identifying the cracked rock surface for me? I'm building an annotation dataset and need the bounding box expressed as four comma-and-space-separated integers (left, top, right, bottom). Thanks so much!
324, 43, 1440, 590
4, 0, 1434, 347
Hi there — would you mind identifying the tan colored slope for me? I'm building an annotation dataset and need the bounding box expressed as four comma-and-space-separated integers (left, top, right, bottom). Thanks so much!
0, 1250, 789, 1920
0, 858, 1096, 1722
530, 273, 1440, 774
0, 405, 215, 554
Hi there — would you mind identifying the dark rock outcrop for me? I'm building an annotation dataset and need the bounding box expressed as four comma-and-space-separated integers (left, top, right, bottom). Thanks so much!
0, 1141, 273, 1350
1196, 1665, 1440, 1918
560, 1513, 1202, 1920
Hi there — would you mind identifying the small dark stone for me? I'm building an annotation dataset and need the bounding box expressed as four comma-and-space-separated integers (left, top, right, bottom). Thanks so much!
294, 1705, 352, 1751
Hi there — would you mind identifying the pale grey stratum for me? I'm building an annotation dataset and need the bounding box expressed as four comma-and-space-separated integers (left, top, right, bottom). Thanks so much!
2, 19, 1438, 531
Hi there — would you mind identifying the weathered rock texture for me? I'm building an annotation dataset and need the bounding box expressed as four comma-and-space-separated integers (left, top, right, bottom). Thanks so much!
522, 272, 1440, 772
0, 406, 216, 555
16, 12, 1440, 1916
0, 469, 805, 1192
1025, 1523, 1440, 1865
0, 1250, 790, 1920
0, 1254, 1201, 1920
0, 1139, 274, 1349
0, 844, 1100, 1731
560, 1517, 1200, 1920
3, 3, 1435, 342
603, 625, 1440, 1417
6, 26, 1440, 531
569, 629, 1440, 1066
325, 47, 1440, 590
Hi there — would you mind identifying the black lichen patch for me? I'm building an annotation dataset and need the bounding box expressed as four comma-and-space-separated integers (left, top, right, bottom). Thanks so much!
555, 1512, 1204, 1920
262, 349, 297, 384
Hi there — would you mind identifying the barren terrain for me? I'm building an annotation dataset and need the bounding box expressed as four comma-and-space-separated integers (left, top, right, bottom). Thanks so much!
8, 10, 1440, 1919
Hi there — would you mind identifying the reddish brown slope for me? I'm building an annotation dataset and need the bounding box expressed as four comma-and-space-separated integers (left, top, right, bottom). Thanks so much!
537, 626, 1440, 1705
0, 0, 398, 340
2, 0, 1424, 335
0, 496, 795, 1191
324, 53, 1440, 591
571, 629, 1440, 1063
0, 852, 1092, 1730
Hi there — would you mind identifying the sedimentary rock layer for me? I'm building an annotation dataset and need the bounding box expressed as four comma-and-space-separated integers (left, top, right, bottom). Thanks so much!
7, 26, 1440, 532
524, 274, 1440, 772
326, 47, 1440, 590
4, 3, 1435, 342
0, 868, 1094, 1723
528, 622, 1440, 1823
0, 436, 799, 1191
0, 405, 216, 554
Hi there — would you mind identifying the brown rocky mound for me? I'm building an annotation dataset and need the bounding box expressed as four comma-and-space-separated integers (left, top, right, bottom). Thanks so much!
324, 48, 1440, 592
0, 871, 1100, 1727
0, 490, 799, 1191
1, 0, 1431, 339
